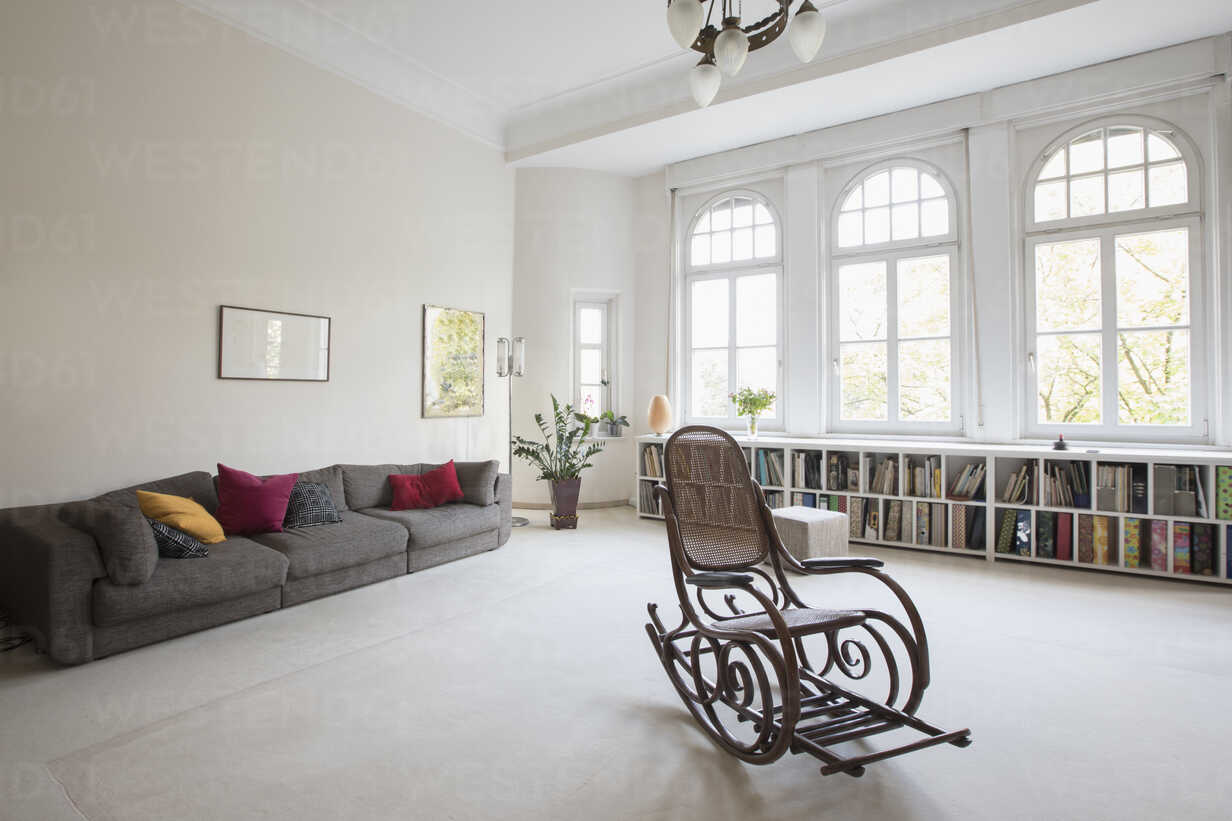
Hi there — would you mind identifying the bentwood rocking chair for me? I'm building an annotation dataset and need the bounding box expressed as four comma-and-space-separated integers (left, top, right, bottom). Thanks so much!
645, 426, 971, 777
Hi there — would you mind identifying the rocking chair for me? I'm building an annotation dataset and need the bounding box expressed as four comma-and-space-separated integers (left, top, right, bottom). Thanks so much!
645, 426, 971, 777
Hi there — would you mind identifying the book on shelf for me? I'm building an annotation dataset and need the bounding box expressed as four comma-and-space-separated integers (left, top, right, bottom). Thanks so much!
838, 495, 848, 514
1124, 518, 1142, 568
1000, 463, 1035, 505
1218, 466, 1232, 520
793, 451, 824, 490
867, 456, 897, 495
850, 498, 865, 538
1056, 512, 1073, 561
1013, 510, 1032, 556
791, 492, 817, 508
995, 510, 1015, 554
638, 481, 661, 516
1227, 525, 1232, 578
1077, 515, 1094, 563
1155, 464, 1205, 517
952, 505, 968, 550
641, 444, 664, 478
763, 490, 784, 509
828, 495, 840, 512
969, 507, 987, 550
917, 502, 930, 545
906, 456, 943, 498
1192, 524, 1214, 575
1041, 461, 1089, 508
948, 462, 987, 501
1095, 464, 1147, 514
931, 503, 946, 547
885, 500, 903, 542
828, 453, 856, 491
865, 509, 879, 540
1037, 511, 1056, 559
1091, 516, 1118, 566
1173, 523, 1191, 574
1149, 520, 1168, 571
756, 450, 785, 487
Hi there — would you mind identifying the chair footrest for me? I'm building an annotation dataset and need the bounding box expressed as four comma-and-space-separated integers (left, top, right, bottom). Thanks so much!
789, 687, 971, 777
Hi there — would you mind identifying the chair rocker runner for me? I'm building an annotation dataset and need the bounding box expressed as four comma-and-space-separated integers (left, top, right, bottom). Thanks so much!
645, 426, 971, 777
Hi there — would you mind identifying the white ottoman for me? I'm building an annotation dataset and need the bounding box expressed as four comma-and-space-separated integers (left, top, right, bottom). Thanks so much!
771, 506, 849, 563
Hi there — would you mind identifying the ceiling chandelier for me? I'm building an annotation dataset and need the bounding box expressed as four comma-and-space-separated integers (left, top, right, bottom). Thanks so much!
666, 0, 828, 108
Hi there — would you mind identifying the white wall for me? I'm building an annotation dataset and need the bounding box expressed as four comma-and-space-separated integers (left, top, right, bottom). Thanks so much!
511, 168, 637, 506
642, 35, 1232, 449
0, 0, 515, 507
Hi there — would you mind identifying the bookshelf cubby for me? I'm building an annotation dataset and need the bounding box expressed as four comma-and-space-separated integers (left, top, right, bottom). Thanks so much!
635, 434, 1232, 586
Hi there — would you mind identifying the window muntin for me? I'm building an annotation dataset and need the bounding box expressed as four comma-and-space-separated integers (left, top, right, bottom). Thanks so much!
574, 300, 609, 417
837, 166, 950, 249
1030, 226, 1195, 430
831, 161, 959, 433
1032, 127, 1188, 224
684, 191, 782, 425
690, 194, 777, 266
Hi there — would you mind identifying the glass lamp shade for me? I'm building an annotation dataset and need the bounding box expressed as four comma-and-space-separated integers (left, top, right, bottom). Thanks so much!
647, 395, 673, 434
689, 57, 722, 107
511, 336, 526, 377
666, 0, 705, 49
713, 18, 749, 76
788, 2, 827, 63
495, 337, 510, 377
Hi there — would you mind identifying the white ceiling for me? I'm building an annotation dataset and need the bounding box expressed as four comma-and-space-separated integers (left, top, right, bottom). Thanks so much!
178, 0, 1232, 174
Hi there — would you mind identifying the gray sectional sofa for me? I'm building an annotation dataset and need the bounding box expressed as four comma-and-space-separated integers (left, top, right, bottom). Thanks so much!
0, 461, 512, 665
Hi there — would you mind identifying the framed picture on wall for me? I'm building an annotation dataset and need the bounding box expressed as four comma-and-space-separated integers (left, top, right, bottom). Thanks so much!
218, 305, 331, 381
422, 304, 484, 418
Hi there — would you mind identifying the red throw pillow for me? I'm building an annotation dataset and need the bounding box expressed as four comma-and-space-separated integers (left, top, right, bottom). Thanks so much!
421, 460, 464, 506
390, 474, 434, 511
214, 463, 298, 535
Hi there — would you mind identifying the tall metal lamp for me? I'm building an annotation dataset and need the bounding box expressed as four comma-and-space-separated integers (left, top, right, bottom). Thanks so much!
496, 336, 529, 527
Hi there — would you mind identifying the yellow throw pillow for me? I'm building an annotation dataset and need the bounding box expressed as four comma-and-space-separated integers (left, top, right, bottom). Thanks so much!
136, 490, 226, 545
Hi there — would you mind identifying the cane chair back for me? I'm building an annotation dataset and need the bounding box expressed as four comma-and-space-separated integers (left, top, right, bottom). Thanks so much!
664, 426, 770, 571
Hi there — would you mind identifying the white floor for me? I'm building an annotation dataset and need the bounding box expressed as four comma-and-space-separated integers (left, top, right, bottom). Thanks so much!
1, 507, 1229, 820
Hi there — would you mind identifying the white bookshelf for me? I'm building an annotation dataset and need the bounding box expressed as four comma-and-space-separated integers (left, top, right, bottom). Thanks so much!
635, 434, 1232, 587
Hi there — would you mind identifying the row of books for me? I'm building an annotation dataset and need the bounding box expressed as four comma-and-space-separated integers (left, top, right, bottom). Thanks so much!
1094, 463, 1147, 514
763, 490, 785, 509
792, 451, 825, 490
948, 463, 987, 501
791, 492, 842, 512
914, 502, 948, 547
828, 453, 859, 492
640, 445, 664, 479
867, 456, 898, 495
1039, 460, 1090, 508
951, 505, 987, 550
905, 455, 943, 498
1153, 464, 1207, 517
755, 450, 786, 487
637, 481, 661, 516
1000, 462, 1035, 504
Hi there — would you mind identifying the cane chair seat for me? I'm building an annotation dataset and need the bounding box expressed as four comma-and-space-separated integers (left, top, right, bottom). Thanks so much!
717, 607, 866, 638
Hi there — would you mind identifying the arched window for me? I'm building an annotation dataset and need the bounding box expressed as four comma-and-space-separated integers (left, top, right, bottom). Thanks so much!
683, 192, 782, 425
829, 162, 962, 433
1023, 119, 1206, 440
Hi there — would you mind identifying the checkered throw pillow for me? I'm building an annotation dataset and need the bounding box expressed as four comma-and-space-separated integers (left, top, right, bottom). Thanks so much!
147, 518, 209, 559
283, 481, 343, 529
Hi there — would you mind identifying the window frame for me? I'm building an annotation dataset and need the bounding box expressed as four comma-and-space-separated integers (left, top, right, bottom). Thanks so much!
573, 299, 610, 418
681, 190, 785, 429
1021, 116, 1208, 444
827, 159, 965, 436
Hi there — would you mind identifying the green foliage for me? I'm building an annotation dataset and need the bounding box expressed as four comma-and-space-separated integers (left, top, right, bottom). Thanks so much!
730, 387, 776, 418
424, 307, 483, 417
599, 410, 629, 427
512, 395, 606, 481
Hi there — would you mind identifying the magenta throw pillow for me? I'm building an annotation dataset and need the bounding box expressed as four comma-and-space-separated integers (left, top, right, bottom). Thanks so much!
214, 463, 298, 535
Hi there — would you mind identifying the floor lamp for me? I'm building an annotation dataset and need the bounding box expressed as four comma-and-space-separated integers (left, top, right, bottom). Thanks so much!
497, 336, 529, 527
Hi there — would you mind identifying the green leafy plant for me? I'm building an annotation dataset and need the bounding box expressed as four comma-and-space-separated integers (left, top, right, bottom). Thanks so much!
512, 395, 606, 481
730, 387, 776, 418
599, 410, 630, 428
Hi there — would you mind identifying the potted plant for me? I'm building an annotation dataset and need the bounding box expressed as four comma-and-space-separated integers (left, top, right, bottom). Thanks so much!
598, 410, 630, 437
730, 387, 776, 438
512, 395, 606, 529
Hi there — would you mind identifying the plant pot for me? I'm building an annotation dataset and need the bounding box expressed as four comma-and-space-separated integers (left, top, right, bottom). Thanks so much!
606, 422, 623, 437
746, 416, 759, 438
549, 478, 581, 530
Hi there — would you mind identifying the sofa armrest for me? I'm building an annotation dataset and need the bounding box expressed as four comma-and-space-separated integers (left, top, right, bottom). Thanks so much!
0, 507, 105, 665
495, 473, 513, 546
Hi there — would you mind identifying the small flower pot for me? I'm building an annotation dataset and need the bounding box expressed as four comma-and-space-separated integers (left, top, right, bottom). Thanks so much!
606, 422, 623, 437
549, 478, 581, 530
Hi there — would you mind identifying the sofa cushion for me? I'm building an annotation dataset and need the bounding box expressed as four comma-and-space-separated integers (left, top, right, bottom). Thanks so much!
137, 490, 226, 544
92, 471, 219, 513
249, 513, 407, 580
283, 482, 343, 528
339, 464, 419, 510
93, 537, 288, 627
215, 464, 298, 535
293, 466, 349, 512
360, 503, 500, 550
452, 460, 499, 506
60, 502, 159, 586
148, 519, 209, 559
